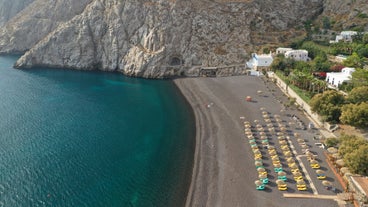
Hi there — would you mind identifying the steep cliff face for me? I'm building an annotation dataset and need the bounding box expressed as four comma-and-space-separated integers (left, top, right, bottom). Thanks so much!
0, 0, 35, 26
320, 0, 368, 31
0, 0, 92, 54
10, 0, 324, 78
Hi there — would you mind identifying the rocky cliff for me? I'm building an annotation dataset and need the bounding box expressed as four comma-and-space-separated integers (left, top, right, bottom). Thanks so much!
1, 0, 365, 78
0, 0, 34, 26
6, 0, 324, 78
320, 0, 368, 31
0, 0, 92, 54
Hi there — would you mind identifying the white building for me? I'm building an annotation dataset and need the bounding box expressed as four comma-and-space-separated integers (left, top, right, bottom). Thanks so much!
284, 49, 309, 62
334, 31, 358, 43
276, 47, 293, 55
326, 67, 355, 87
246, 53, 273, 70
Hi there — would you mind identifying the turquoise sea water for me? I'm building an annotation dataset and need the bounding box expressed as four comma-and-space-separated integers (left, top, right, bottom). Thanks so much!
0, 56, 195, 207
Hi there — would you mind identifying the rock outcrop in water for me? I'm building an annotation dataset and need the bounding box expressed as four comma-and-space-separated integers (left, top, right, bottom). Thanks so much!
0, 0, 366, 78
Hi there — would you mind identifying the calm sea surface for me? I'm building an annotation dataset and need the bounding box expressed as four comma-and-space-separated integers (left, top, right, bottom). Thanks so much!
0, 56, 195, 207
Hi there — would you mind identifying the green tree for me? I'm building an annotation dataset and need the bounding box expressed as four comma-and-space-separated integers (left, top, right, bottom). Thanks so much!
324, 137, 339, 148
351, 68, 368, 87
340, 102, 368, 128
322, 16, 331, 30
344, 144, 368, 175
338, 135, 367, 157
347, 86, 368, 103
343, 52, 363, 68
309, 90, 345, 123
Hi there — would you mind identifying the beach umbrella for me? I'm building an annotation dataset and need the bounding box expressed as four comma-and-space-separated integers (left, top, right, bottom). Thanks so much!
260, 107, 266, 111
336, 159, 345, 167
249, 140, 256, 145
267, 123, 273, 127
310, 160, 318, 165
269, 151, 277, 156
294, 133, 300, 137
327, 147, 338, 154
262, 111, 268, 115
259, 173, 267, 178
322, 181, 332, 187
301, 144, 308, 149
255, 157, 262, 162
262, 115, 269, 119
284, 151, 292, 157
274, 114, 280, 118
278, 171, 286, 176
280, 127, 287, 132
257, 128, 265, 132
263, 119, 270, 123
276, 118, 282, 123
316, 170, 325, 175
287, 157, 295, 163
297, 180, 306, 185
279, 140, 287, 145
262, 140, 269, 145
281, 145, 289, 150
268, 145, 275, 150
244, 128, 252, 132
254, 119, 260, 123
247, 135, 255, 139
260, 136, 267, 140
277, 135, 285, 140
257, 168, 266, 173
277, 132, 284, 136
289, 163, 298, 169
256, 124, 262, 128
259, 132, 266, 136
276, 180, 285, 185
293, 172, 302, 177
255, 161, 263, 167
253, 149, 261, 154
272, 156, 280, 161
245, 131, 253, 136
297, 138, 304, 143
306, 151, 313, 156
255, 180, 263, 186
244, 121, 250, 125
340, 167, 350, 175
273, 163, 281, 168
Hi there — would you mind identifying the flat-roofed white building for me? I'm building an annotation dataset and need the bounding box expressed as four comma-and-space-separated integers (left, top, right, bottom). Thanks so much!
284, 49, 309, 61
326, 67, 355, 87
276, 47, 293, 55
246, 53, 273, 70
335, 31, 358, 43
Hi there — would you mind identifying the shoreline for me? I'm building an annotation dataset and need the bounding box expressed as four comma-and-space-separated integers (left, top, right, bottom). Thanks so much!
173, 78, 219, 207
173, 76, 341, 207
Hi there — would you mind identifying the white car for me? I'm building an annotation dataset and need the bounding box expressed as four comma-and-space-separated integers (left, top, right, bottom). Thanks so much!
315, 143, 325, 149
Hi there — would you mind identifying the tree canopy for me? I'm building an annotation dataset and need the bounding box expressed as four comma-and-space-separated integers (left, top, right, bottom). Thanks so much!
336, 135, 368, 176
351, 68, 368, 87
340, 102, 368, 128
309, 90, 345, 123
347, 86, 368, 104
